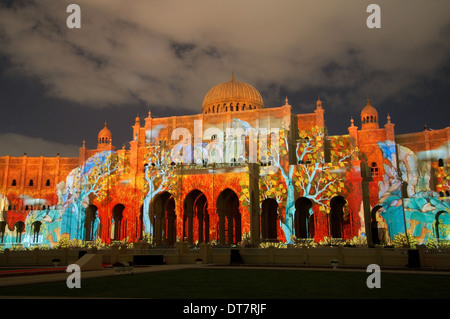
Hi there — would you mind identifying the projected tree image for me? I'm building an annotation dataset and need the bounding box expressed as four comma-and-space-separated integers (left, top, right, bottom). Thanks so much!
141, 144, 176, 236
263, 127, 357, 243
61, 151, 121, 240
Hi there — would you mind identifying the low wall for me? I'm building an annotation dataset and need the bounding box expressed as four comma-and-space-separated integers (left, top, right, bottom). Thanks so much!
0, 249, 82, 266
239, 247, 409, 267
1, 244, 449, 269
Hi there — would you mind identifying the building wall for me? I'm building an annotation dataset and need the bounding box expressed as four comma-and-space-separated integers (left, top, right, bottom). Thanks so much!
0, 101, 449, 249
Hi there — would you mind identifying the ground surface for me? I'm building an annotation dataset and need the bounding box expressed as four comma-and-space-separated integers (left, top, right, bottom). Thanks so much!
0, 266, 448, 299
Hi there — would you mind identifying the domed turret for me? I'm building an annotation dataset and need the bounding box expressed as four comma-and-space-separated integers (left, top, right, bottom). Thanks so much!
202, 74, 264, 114
361, 98, 379, 130
97, 121, 112, 148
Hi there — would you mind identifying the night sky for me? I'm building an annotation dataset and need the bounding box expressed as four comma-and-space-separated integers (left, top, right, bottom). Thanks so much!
0, 0, 449, 157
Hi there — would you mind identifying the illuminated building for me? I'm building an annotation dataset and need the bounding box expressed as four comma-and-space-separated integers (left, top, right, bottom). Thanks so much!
0, 75, 449, 249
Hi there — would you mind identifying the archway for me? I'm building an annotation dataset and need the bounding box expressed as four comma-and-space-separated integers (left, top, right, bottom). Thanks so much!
0, 221, 6, 243
165, 195, 176, 245
138, 205, 145, 241
435, 211, 450, 244
151, 191, 177, 246
85, 205, 99, 241
295, 197, 314, 239
330, 196, 346, 238
31, 221, 42, 243
112, 204, 125, 241
183, 190, 209, 245
217, 189, 241, 245
14, 221, 25, 243
261, 198, 278, 241
370, 205, 383, 245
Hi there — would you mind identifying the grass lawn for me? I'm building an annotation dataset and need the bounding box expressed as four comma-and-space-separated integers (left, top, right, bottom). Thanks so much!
0, 268, 449, 299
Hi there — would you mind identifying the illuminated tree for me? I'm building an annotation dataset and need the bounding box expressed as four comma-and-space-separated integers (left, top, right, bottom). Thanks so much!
296, 133, 355, 213
141, 143, 176, 236
62, 151, 121, 240
266, 127, 356, 243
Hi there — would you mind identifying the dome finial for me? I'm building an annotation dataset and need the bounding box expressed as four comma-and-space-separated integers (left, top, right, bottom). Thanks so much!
231, 71, 235, 81
285, 96, 288, 105
367, 97, 371, 105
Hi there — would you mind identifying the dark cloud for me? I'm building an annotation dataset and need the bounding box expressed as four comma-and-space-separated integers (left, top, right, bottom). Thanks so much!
0, 133, 79, 157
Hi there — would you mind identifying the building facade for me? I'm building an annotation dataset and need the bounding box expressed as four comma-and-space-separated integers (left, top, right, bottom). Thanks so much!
0, 76, 449, 249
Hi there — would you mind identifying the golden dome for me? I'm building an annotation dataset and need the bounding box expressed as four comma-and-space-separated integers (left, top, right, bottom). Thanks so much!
202, 74, 264, 114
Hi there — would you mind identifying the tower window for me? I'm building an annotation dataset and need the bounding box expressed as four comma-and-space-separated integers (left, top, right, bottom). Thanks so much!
29, 179, 34, 186
438, 158, 444, 167
11, 179, 16, 186
371, 162, 379, 177
46, 179, 51, 186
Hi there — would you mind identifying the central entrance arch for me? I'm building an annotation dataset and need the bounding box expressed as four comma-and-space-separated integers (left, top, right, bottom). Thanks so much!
217, 188, 241, 245
183, 190, 209, 245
